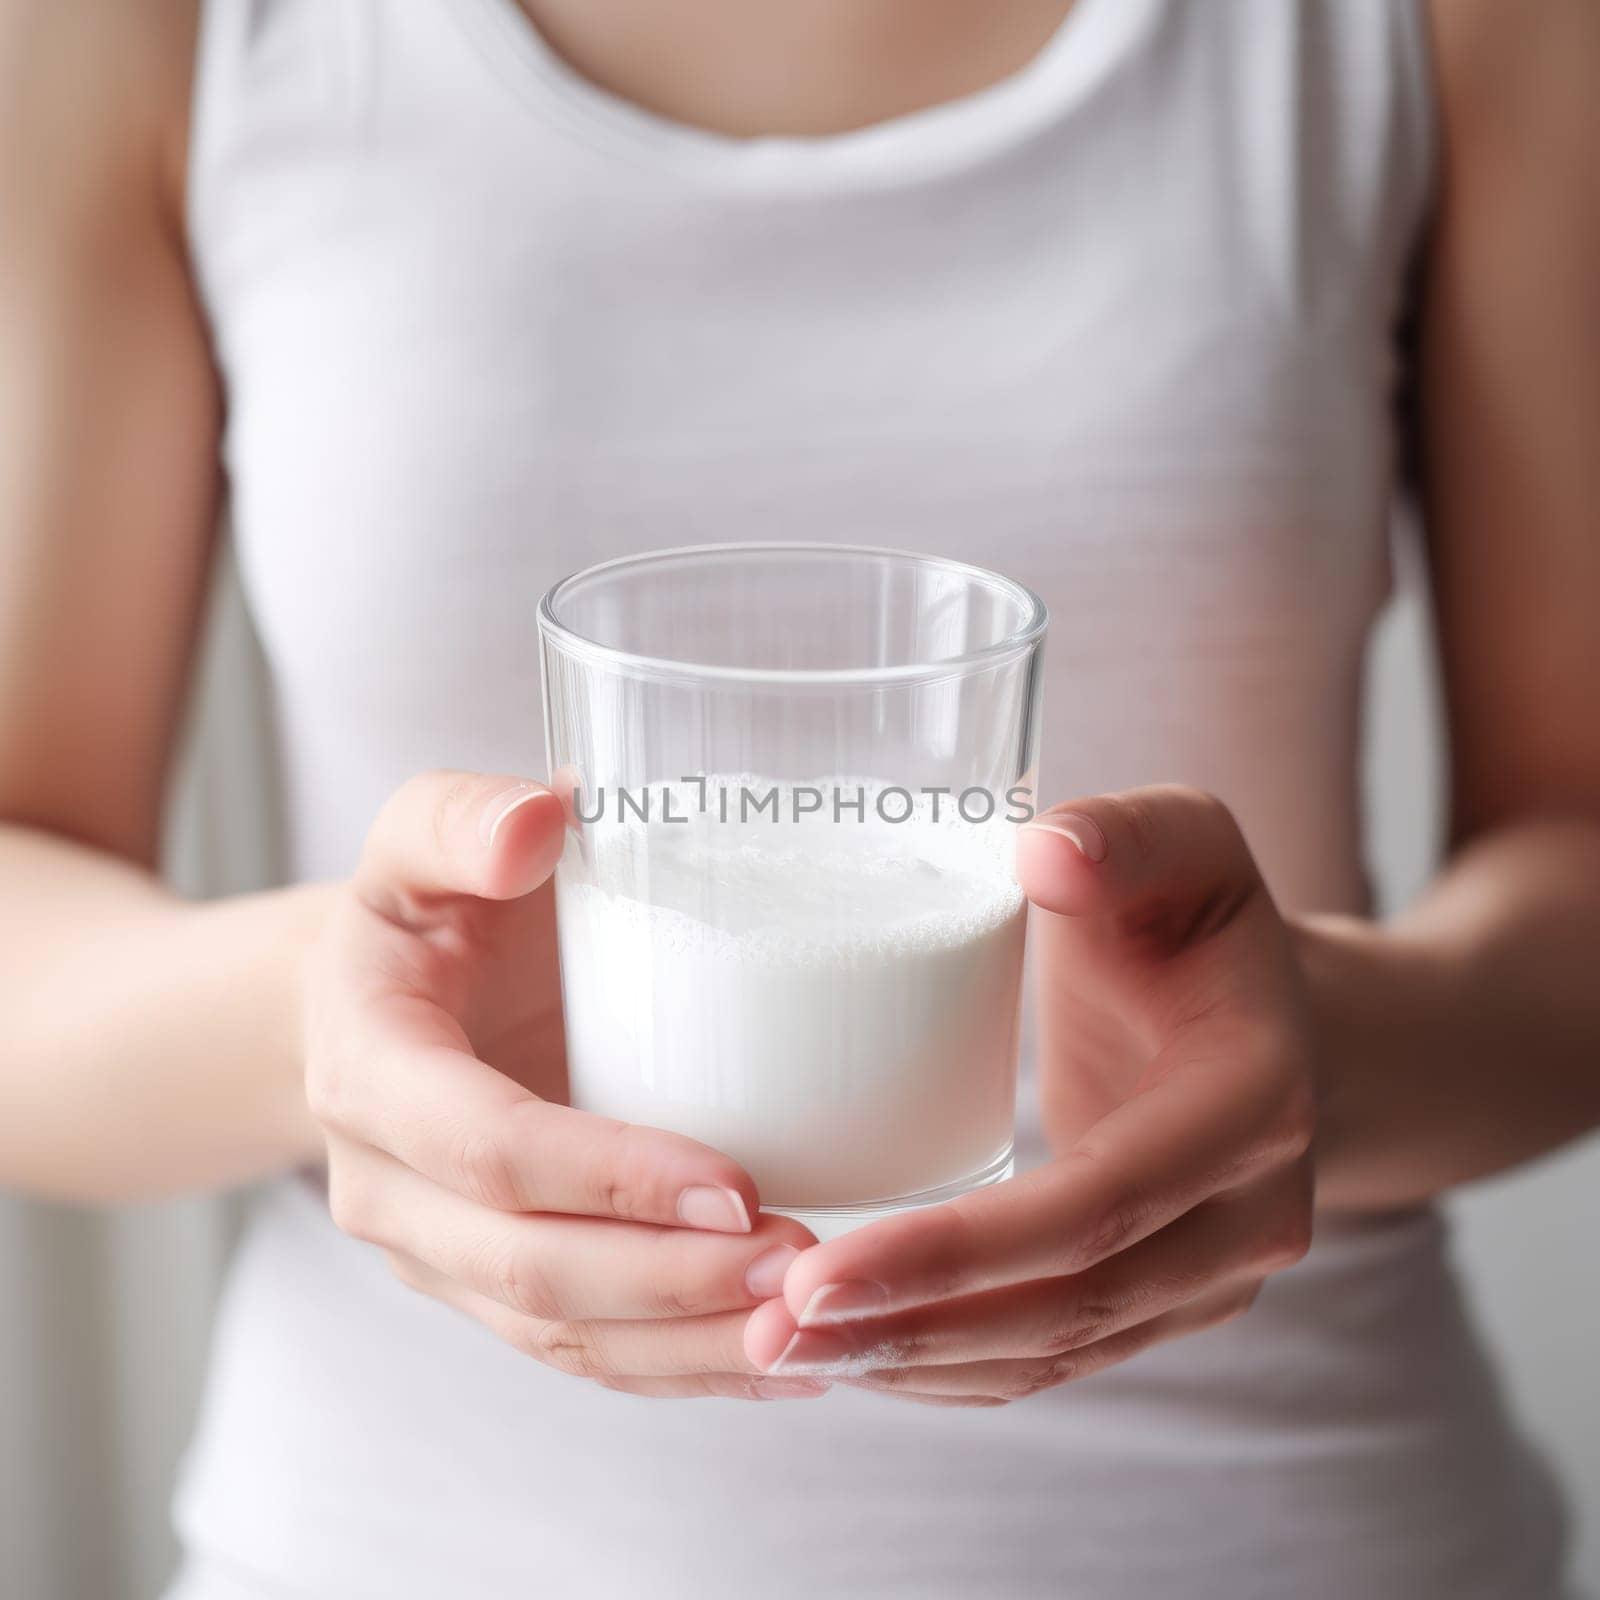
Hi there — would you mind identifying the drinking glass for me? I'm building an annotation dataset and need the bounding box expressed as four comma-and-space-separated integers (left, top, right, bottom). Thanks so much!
538, 543, 1046, 1237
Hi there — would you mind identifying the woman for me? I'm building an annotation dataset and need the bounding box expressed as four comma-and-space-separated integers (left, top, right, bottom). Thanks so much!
2, 0, 1596, 1595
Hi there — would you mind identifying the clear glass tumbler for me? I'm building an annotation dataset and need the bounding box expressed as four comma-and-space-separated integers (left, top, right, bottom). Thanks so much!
538, 544, 1047, 1237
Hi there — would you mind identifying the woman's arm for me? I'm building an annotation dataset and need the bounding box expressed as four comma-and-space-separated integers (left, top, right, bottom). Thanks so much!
1306, 0, 1600, 1208
0, 0, 324, 1201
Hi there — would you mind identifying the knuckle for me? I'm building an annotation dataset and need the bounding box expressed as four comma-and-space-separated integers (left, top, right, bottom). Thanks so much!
450, 1125, 526, 1212
1255, 1212, 1313, 1273
484, 1243, 560, 1320
382, 770, 454, 854
849, 1332, 923, 1375
1008, 1354, 1078, 1399
913, 1204, 980, 1301
598, 1177, 650, 1226
401, 768, 454, 807
1071, 1187, 1152, 1271
1040, 1297, 1123, 1356
858, 1363, 917, 1392
885, 1327, 932, 1367
1193, 1284, 1263, 1336
639, 1244, 702, 1318
1221, 1283, 1263, 1324
503, 1318, 547, 1363
1102, 793, 1160, 862
326, 1167, 380, 1244
1164, 783, 1243, 850
585, 1121, 652, 1222
1174, 783, 1233, 826
530, 1318, 609, 1380
1275, 1082, 1318, 1162
383, 1250, 425, 1292
430, 772, 481, 850
1241, 1107, 1314, 1180
1147, 1260, 1212, 1306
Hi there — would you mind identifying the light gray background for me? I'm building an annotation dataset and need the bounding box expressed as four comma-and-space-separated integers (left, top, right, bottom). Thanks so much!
1, 539, 1595, 1598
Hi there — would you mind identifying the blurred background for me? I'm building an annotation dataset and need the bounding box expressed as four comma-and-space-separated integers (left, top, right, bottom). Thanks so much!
1, 526, 1596, 1599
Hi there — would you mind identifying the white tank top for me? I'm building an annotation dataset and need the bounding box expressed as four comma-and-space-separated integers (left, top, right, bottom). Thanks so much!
173, 2, 1572, 1595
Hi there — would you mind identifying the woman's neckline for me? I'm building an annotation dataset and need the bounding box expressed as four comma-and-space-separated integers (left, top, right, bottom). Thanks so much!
449, 0, 1152, 190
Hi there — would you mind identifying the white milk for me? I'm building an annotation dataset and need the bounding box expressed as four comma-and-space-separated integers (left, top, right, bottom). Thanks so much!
554, 779, 1027, 1210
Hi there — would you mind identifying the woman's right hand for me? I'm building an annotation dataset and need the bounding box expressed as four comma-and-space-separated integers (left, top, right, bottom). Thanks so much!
302, 770, 824, 1401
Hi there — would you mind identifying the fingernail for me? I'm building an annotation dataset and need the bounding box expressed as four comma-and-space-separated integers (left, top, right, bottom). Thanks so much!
744, 1244, 800, 1300
799, 1280, 888, 1326
1022, 811, 1107, 862
770, 1328, 855, 1374
677, 1185, 751, 1233
478, 783, 543, 846
749, 1376, 831, 1401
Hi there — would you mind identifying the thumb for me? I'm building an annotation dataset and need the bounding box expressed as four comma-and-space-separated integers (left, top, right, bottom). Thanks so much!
355, 771, 568, 916
1016, 784, 1268, 947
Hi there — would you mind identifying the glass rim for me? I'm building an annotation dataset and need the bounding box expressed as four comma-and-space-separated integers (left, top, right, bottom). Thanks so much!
537, 541, 1049, 689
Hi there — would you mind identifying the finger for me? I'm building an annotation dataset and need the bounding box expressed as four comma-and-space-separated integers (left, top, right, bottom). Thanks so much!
533, 1306, 763, 1380
843, 1390, 1009, 1409
835, 1279, 1261, 1402
314, 1000, 760, 1230
1016, 784, 1267, 938
387, 1248, 765, 1378
780, 1039, 1312, 1324
765, 1173, 1307, 1374
331, 1138, 813, 1319
354, 770, 568, 914
384, 1249, 806, 1395
601, 1374, 831, 1403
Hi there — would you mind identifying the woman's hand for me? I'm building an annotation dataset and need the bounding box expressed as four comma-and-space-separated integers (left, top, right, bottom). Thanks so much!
304, 770, 823, 1401
745, 786, 1317, 1404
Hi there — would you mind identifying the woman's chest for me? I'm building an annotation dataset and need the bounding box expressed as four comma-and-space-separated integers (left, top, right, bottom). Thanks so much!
219, 144, 1393, 712
510, 0, 1081, 138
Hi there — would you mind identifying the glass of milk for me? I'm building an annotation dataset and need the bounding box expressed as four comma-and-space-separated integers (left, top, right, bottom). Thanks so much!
538, 544, 1046, 1236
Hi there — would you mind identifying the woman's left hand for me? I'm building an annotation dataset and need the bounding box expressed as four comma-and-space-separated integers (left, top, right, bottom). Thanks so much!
745, 786, 1319, 1405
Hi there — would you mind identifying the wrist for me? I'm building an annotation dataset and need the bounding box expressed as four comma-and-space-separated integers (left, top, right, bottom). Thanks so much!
273, 881, 339, 1167
187, 879, 335, 1173
1289, 912, 1458, 1211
